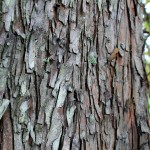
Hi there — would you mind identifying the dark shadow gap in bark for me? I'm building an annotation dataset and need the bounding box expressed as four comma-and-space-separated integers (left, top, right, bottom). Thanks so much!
133, 0, 137, 17
33, 71, 39, 120
58, 126, 65, 150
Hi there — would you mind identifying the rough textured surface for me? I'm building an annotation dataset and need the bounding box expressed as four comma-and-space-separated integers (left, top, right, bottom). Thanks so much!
0, 0, 149, 149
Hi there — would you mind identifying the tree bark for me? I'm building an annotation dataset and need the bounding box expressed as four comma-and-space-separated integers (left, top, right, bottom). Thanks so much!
0, 0, 149, 149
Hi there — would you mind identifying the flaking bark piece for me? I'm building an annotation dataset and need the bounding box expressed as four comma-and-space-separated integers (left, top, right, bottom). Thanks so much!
0, 99, 9, 119
108, 48, 119, 61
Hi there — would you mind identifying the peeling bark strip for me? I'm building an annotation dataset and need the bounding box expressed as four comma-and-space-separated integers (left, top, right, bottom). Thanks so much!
0, 0, 149, 150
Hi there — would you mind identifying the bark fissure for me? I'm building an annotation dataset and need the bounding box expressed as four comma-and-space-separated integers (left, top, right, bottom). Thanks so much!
0, 0, 149, 150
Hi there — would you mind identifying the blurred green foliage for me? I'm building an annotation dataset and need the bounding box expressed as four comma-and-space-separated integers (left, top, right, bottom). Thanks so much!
148, 96, 150, 114
143, 0, 150, 115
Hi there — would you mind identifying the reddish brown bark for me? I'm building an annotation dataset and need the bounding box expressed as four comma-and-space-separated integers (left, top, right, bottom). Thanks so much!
0, 0, 149, 149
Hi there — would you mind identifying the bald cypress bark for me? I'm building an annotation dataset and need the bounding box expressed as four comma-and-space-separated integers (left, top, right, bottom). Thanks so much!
0, 0, 149, 149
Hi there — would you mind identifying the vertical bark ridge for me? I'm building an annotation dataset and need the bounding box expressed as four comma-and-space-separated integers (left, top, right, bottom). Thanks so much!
0, 0, 149, 149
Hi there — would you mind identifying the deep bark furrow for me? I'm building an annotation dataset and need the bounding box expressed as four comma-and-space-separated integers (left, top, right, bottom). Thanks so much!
0, 0, 149, 150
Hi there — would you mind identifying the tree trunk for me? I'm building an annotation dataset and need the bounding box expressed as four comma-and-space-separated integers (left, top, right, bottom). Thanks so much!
0, 0, 149, 149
